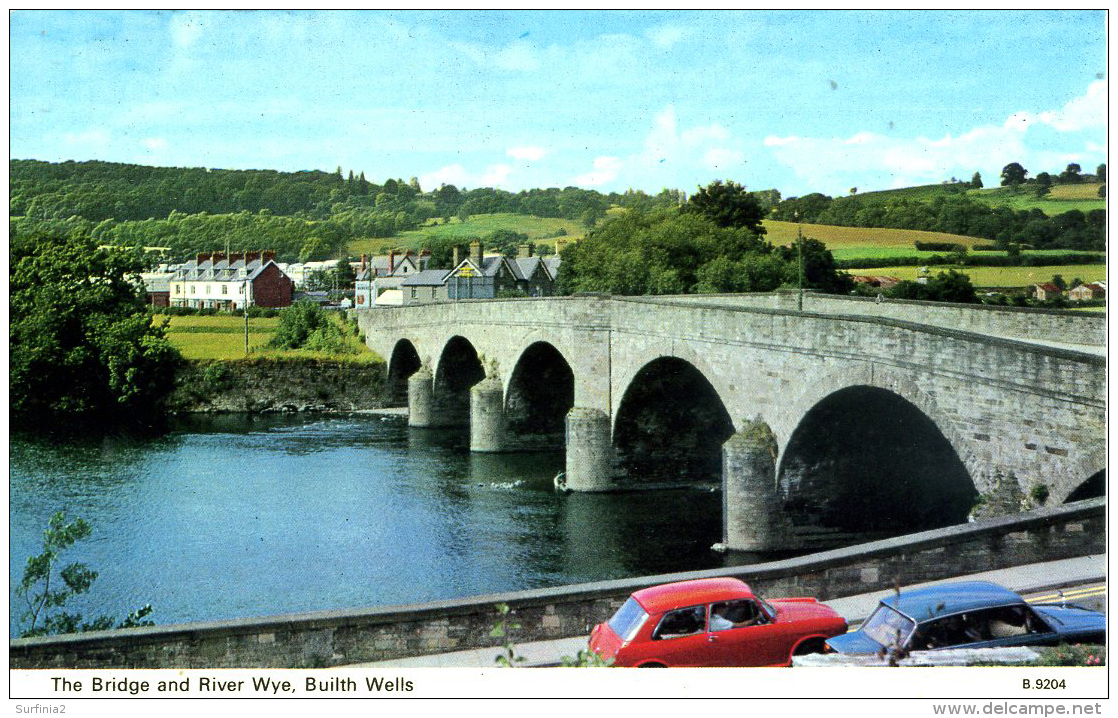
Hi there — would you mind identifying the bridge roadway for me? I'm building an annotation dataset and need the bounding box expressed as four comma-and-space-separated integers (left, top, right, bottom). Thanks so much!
355, 293, 1105, 552
351, 554, 1106, 668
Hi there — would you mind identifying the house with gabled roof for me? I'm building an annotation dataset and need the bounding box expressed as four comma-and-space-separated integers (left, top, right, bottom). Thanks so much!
170, 250, 294, 309
354, 250, 431, 307
396, 240, 561, 306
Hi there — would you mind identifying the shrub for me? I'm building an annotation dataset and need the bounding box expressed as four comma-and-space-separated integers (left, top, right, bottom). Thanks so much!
914, 241, 966, 252
1033, 645, 1105, 667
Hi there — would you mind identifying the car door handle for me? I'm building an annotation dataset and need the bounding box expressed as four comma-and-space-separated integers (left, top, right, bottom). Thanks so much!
708, 634, 718, 642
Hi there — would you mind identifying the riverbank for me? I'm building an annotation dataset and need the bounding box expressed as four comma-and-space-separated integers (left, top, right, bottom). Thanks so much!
166, 358, 390, 414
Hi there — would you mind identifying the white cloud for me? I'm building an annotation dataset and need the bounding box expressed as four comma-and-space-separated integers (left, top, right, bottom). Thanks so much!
507, 146, 547, 161
420, 163, 515, 189
573, 156, 622, 186
169, 11, 207, 48
645, 24, 690, 49
63, 128, 111, 151
1037, 80, 1106, 132
141, 137, 168, 150
764, 80, 1107, 192
570, 105, 749, 188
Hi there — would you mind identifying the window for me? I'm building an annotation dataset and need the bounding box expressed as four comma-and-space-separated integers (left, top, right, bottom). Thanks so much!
861, 604, 915, 650
431, 288, 436, 298
190, 285, 196, 294
221, 284, 228, 295
709, 600, 765, 631
607, 598, 649, 643
410, 288, 417, 299
652, 606, 706, 640
239, 284, 244, 294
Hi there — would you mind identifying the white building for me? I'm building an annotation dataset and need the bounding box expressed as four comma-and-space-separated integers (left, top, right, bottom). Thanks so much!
170, 251, 294, 310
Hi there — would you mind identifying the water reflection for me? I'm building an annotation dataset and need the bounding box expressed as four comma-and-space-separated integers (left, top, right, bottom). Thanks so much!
10, 414, 731, 636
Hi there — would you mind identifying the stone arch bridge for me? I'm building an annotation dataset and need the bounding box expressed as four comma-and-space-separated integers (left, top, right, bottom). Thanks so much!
354, 294, 1105, 551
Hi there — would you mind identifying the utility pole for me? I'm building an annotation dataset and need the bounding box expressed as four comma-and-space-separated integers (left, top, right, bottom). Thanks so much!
796, 212, 805, 312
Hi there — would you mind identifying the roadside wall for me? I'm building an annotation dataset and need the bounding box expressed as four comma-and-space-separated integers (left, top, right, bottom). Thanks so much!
166, 359, 387, 414
10, 498, 1103, 669
663, 291, 1106, 346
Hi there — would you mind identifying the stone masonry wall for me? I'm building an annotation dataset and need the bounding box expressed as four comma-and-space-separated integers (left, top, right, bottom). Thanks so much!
10, 498, 1104, 669
166, 359, 388, 414
664, 291, 1106, 346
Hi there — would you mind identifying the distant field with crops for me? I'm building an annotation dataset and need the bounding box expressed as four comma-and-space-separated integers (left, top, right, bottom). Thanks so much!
849, 264, 1107, 289
763, 220, 985, 249
348, 213, 583, 256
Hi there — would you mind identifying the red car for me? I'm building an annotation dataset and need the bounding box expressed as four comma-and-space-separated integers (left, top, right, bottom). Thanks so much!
589, 577, 846, 667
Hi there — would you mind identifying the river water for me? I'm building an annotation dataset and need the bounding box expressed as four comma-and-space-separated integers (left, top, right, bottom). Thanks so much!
9, 414, 737, 637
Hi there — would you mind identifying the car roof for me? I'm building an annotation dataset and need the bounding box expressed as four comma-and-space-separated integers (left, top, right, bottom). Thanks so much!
882, 581, 1024, 622
631, 578, 754, 613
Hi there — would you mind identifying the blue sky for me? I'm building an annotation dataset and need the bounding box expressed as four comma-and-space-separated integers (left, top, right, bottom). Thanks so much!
9, 10, 1107, 197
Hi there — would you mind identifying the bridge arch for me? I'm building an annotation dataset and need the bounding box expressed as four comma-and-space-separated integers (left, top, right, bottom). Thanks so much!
503, 341, 575, 450
386, 338, 422, 404
613, 355, 735, 487
1059, 446, 1106, 503
775, 366, 978, 535
432, 335, 486, 427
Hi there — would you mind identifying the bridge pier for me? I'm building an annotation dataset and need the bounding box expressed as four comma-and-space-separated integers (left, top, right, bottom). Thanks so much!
407, 367, 434, 427
470, 377, 506, 452
564, 407, 613, 492
723, 421, 795, 552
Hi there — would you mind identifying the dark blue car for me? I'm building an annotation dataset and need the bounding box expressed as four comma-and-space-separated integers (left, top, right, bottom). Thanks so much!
826, 581, 1105, 654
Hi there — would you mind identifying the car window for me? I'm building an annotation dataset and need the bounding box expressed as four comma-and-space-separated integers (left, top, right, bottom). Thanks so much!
861, 604, 915, 649
607, 597, 650, 643
652, 605, 706, 640
709, 600, 766, 631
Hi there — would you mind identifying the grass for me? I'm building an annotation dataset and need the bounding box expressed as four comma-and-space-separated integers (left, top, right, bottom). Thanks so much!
158, 314, 381, 362
763, 220, 986, 250
968, 183, 1104, 215
763, 220, 1103, 262
347, 213, 585, 256
847, 264, 1107, 288
838, 181, 1105, 215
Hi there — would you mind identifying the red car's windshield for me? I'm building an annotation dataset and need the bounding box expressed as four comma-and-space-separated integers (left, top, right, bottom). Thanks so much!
608, 597, 650, 642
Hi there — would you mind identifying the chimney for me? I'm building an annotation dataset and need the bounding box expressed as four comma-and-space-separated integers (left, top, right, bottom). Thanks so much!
555, 239, 567, 256
470, 239, 483, 267
452, 245, 461, 266
196, 252, 209, 264
419, 249, 431, 270
245, 251, 260, 264
212, 251, 226, 265
389, 250, 397, 274
517, 243, 533, 259
262, 250, 275, 263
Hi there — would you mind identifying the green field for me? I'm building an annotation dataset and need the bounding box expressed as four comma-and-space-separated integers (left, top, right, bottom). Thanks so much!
849, 264, 1106, 289
764, 220, 985, 250
348, 213, 585, 256
968, 183, 1105, 214
853, 182, 1105, 215
160, 315, 381, 362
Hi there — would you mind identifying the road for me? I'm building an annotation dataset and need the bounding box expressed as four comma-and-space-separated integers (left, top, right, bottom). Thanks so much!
352, 553, 1105, 668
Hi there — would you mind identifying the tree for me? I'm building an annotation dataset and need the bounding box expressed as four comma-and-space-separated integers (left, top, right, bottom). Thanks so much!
10, 232, 181, 430
1051, 274, 1067, 291
1096, 164, 1106, 183
334, 258, 356, 289
1000, 163, 1028, 186
777, 236, 854, 294
683, 180, 766, 232
970, 172, 983, 189
1035, 172, 1052, 188
17, 511, 153, 637
1059, 163, 1082, 184
1098, 185, 1106, 198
